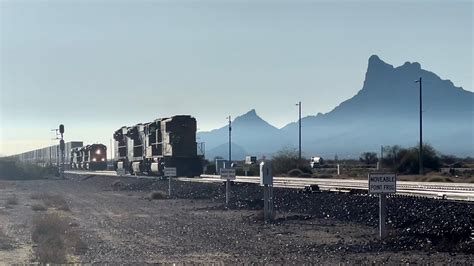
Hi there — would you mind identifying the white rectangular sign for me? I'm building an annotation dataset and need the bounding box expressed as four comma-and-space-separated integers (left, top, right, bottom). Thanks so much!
220, 168, 236, 180
369, 173, 396, 194
164, 167, 177, 177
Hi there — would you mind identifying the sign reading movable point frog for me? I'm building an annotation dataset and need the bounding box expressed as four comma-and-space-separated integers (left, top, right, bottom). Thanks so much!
164, 167, 177, 177
369, 173, 396, 194
220, 168, 236, 180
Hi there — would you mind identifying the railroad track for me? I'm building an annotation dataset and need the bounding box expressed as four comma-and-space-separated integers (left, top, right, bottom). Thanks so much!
65, 171, 474, 202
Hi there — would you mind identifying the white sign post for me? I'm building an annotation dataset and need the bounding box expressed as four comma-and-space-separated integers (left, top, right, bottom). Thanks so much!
164, 167, 177, 197
260, 161, 274, 221
369, 173, 397, 239
220, 168, 236, 206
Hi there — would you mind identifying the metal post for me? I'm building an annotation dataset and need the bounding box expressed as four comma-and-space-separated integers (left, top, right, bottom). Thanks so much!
297, 101, 301, 161
380, 145, 384, 169
264, 184, 269, 221
379, 194, 387, 239
269, 185, 274, 220
110, 138, 113, 162
168, 176, 172, 197
225, 179, 230, 206
337, 164, 340, 175
415, 77, 423, 175
228, 116, 232, 165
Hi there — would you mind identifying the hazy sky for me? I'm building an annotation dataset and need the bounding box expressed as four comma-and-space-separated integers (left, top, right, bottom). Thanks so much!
1, 0, 472, 155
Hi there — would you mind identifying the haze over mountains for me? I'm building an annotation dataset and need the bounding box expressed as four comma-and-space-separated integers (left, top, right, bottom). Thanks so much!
198, 55, 473, 160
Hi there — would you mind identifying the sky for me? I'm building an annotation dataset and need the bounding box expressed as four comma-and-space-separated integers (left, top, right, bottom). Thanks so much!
1, 0, 472, 156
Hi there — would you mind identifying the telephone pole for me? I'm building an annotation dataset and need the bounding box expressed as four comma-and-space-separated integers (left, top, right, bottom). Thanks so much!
415, 77, 423, 175
296, 101, 302, 160
227, 116, 232, 166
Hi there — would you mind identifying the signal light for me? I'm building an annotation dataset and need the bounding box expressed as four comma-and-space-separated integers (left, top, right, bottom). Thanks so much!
59, 124, 65, 134
60, 140, 65, 151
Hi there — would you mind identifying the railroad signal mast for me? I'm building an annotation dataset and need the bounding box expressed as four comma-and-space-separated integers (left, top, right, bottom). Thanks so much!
59, 124, 65, 179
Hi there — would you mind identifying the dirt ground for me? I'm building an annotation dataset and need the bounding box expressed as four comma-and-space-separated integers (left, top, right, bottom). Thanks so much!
0, 175, 472, 264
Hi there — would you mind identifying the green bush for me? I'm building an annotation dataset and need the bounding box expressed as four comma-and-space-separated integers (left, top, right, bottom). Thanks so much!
382, 143, 441, 174
272, 147, 308, 175
0, 159, 57, 180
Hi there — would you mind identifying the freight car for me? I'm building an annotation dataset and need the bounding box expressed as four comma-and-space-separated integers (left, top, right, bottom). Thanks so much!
8, 141, 83, 167
70, 144, 107, 170
113, 115, 203, 177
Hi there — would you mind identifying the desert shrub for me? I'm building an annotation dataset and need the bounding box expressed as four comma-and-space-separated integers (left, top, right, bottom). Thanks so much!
31, 213, 86, 263
31, 204, 47, 211
314, 174, 333, 178
204, 162, 217, 174
299, 173, 312, 178
149, 191, 168, 200
31, 214, 69, 263
272, 147, 307, 175
5, 195, 18, 205
427, 177, 444, 182
0, 229, 13, 250
359, 152, 378, 164
382, 144, 441, 174
287, 169, 303, 177
0, 159, 57, 180
31, 193, 70, 211
42, 195, 70, 211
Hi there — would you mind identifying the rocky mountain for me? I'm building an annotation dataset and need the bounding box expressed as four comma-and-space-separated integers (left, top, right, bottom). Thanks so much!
198, 55, 473, 159
198, 109, 287, 159
205, 142, 248, 162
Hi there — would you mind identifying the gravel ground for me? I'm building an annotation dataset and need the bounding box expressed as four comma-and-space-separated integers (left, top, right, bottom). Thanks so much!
0, 174, 472, 264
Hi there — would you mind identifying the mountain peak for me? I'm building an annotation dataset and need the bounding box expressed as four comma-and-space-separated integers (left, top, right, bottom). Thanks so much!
243, 109, 257, 117
400, 61, 422, 71
368, 55, 393, 70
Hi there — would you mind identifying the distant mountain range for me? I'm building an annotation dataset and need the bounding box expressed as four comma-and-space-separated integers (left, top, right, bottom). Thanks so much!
198, 55, 474, 160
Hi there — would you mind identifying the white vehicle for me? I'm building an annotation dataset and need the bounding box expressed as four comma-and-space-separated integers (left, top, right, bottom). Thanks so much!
245, 155, 257, 165
310, 156, 323, 168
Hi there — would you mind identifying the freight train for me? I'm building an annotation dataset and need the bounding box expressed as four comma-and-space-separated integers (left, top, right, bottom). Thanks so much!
70, 144, 107, 170
113, 115, 204, 177
7, 141, 84, 167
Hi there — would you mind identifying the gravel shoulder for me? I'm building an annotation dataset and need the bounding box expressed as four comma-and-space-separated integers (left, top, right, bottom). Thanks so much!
0, 176, 472, 264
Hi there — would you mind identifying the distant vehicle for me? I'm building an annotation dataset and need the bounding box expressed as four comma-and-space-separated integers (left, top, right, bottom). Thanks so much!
245, 156, 257, 165
310, 156, 323, 168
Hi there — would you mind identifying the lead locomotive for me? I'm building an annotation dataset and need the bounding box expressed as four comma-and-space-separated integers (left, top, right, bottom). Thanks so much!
113, 115, 203, 177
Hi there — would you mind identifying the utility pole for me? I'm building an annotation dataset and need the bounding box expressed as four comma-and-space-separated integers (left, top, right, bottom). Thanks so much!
380, 145, 384, 169
227, 116, 232, 166
226, 116, 232, 206
415, 77, 423, 175
296, 101, 302, 161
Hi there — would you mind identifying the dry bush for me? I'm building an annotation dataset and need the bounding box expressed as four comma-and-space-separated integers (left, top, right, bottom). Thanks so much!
43, 195, 70, 211
0, 228, 14, 250
31, 213, 87, 263
149, 191, 168, 200
0, 181, 11, 189
5, 195, 18, 205
31, 204, 47, 211
31, 214, 68, 263
68, 231, 88, 255
30, 193, 70, 211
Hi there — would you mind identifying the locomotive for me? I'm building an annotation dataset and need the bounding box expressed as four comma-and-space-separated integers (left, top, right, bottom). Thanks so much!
70, 144, 107, 170
113, 115, 203, 177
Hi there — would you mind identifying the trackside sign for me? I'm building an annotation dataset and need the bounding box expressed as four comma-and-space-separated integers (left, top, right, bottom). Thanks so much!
369, 173, 396, 194
220, 168, 236, 180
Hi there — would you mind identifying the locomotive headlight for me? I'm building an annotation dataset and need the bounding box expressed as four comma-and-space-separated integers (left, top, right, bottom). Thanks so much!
92, 158, 97, 162
96, 150, 101, 155
101, 158, 105, 162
